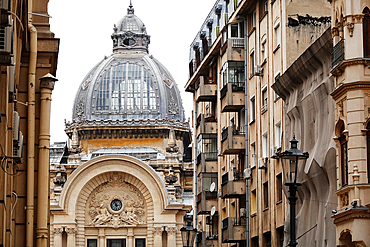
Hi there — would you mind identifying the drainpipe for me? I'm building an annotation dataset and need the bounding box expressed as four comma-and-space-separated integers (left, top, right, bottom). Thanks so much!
193, 93, 197, 243
36, 73, 57, 247
244, 18, 250, 247
26, 7, 37, 247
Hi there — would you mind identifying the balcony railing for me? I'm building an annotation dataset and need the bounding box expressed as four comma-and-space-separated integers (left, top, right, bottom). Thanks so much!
231, 38, 244, 48
222, 217, 246, 243
332, 39, 344, 68
221, 126, 245, 142
221, 82, 245, 99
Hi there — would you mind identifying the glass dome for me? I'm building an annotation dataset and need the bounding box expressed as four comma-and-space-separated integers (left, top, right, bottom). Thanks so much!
72, 3, 185, 123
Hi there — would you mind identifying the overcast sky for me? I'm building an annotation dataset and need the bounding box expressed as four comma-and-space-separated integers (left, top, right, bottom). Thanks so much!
48, 0, 215, 143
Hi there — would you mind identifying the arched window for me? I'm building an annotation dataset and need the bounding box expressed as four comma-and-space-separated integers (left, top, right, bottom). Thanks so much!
363, 7, 370, 58
339, 121, 348, 186
366, 121, 370, 183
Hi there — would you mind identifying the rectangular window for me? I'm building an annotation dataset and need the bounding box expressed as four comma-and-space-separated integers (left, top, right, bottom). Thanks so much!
262, 86, 268, 111
262, 40, 267, 61
278, 227, 284, 247
250, 51, 255, 76
135, 238, 146, 247
252, 10, 256, 28
274, 24, 280, 49
231, 23, 238, 37
87, 239, 98, 247
250, 96, 256, 123
263, 181, 269, 209
252, 237, 259, 247
264, 232, 271, 247
107, 239, 126, 247
251, 189, 257, 214
275, 121, 281, 147
276, 173, 283, 202
252, 143, 256, 168
262, 132, 268, 158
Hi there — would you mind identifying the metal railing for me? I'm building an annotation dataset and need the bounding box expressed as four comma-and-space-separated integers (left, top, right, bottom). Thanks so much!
332, 39, 344, 68
231, 38, 244, 48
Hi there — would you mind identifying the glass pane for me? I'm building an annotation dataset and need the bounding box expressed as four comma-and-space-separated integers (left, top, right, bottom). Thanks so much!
231, 24, 238, 37
135, 238, 146, 247
87, 239, 97, 247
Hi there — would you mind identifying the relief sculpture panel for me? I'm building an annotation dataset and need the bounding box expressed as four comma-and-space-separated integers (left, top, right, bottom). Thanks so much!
85, 173, 146, 228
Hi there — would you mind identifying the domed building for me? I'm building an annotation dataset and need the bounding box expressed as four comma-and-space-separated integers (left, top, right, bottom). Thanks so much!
50, 3, 193, 247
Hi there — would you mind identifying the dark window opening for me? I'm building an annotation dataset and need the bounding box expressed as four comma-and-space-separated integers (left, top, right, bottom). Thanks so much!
363, 7, 370, 57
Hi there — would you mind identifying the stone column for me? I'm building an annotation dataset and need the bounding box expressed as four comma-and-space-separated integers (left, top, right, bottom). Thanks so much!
52, 228, 63, 247
99, 228, 105, 247
153, 226, 163, 247
65, 227, 77, 247
127, 228, 134, 247
167, 226, 178, 247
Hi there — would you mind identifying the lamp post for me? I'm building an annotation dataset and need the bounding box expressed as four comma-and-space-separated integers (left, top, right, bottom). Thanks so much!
180, 214, 196, 247
276, 136, 308, 247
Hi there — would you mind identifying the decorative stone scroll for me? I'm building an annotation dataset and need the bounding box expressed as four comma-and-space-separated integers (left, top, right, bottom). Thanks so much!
86, 173, 146, 228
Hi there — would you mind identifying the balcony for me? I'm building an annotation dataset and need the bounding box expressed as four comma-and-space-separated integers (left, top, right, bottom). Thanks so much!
195, 76, 217, 102
221, 171, 246, 198
197, 231, 218, 247
222, 217, 246, 243
221, 126, 245, 155
197, 152, 218, 172
196, 114, 217, 135
220, 83, 245, 112
197, 191, 218, 215
223, 38, 245, 62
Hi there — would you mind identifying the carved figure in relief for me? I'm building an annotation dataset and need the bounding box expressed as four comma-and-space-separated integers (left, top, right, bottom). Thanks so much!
91, 204, 112, 225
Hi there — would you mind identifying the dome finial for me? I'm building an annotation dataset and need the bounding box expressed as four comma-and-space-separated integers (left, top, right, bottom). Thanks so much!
127, 0, 134, 14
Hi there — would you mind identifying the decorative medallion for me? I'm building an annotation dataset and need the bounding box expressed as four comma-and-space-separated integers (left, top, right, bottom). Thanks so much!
86, 173, 146, 228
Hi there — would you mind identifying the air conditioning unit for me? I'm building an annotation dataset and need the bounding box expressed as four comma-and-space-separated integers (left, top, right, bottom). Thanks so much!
0, 25, 12, 54
254, 65, 263, 76
244, 168, 251, 179
270, 146, 281, 158
0, 0, 10, 10
258, 157, 268, 169
240, 208, 246, 217
12, 111, 19, 141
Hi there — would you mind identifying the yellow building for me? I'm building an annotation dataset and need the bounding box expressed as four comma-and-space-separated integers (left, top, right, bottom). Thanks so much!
49, 3, 193, 247
0, 0, 59, 246
328, 0, 370, 246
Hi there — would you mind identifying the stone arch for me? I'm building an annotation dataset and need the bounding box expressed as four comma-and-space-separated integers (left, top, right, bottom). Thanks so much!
335, 118, 347, 138
57, 155, 172, 246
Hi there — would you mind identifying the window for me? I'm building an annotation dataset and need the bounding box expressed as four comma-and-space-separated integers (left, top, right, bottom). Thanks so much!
222, 62, 245, 88
251, 143, 256, 168
275, 121, 282, 147
260, 0, 268, 18
251, 189, 257, 214
339, 121, 348, 186
87, 239, 98, 247
274, 23, 280, 50
262, 132, 268, 158
264, 232, 271, 247
197, 134, 217, 160
107, 239, 126, 247
198, 172, 218, 193
263, 181, 269, 209
261, 39, 267, 62
262, 86, 268, 111
363, 7, 370, 57
250, 51, 255, 76
231, 24, 238, 37
135, 238, 146, 247
276, 173, 282, 202
230, 22, 245, 38
250, 96, 256, 123
252, 10, 256, 28
252, 236, 259, 247
278, 227, 284, 247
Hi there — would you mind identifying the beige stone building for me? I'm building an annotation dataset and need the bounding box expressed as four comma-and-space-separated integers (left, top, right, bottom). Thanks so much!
49, 3, 193, 247
185, 0, 334, 246
0, 0, 59, 246
328, 0, 370, 246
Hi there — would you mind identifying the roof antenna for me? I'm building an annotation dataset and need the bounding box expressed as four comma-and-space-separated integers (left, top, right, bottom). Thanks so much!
127, 0, 134, 14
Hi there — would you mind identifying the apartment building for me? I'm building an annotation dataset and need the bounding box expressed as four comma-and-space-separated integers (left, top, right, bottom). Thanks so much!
0, 0, 59, 246
185, 0, 331, 246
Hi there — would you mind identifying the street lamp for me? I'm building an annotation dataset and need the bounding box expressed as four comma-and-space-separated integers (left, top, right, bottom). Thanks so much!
276, 136, 308, 247
180, 214, 196, 247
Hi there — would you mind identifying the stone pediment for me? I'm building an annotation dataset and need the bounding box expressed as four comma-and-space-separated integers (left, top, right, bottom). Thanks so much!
86, 173, 146, 228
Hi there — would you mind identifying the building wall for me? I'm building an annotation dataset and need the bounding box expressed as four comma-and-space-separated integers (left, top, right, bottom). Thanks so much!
0, 0, 59, 246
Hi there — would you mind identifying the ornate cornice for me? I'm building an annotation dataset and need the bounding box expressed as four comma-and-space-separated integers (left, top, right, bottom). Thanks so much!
331, 81, 370, 100
333, 208, 370, 224
331, 58, 370, 77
